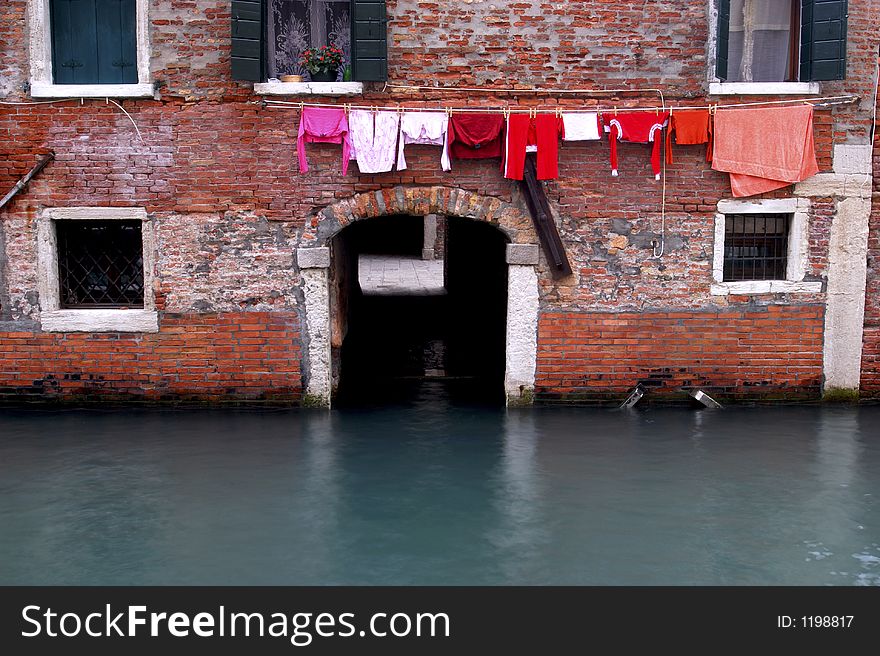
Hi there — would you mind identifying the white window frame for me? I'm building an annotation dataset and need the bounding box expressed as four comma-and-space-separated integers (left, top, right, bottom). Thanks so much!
706, 0, 820, 96
37, 207, 158, 332
27, 0, 154, 98
711, 198, 822, 295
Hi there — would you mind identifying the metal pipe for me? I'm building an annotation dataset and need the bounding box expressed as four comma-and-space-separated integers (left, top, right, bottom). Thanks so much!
0, 152, 55, 211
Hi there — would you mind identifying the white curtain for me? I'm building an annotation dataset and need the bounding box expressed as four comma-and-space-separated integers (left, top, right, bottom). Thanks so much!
727, 0, 793, 82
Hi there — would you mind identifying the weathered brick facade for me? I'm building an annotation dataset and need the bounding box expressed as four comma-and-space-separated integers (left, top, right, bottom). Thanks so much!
0, 1, 877, 404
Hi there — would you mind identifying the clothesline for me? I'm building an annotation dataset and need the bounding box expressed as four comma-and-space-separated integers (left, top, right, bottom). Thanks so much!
261, 94, 858, 115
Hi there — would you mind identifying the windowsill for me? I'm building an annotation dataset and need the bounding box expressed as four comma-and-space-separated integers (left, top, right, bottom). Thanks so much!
40, 309, 159, 333
710, 280, 823, 296
29, 82, 156, 99
253, 81, 364, 96
709, 82, 821, 96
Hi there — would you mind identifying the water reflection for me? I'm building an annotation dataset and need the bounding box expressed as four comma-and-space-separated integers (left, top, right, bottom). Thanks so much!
0, 404, 878, 585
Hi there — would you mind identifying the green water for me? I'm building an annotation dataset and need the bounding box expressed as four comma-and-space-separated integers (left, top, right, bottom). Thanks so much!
1, 396, 878, 585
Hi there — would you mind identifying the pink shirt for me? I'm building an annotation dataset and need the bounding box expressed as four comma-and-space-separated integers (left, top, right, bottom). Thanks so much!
297, 107, 351, 175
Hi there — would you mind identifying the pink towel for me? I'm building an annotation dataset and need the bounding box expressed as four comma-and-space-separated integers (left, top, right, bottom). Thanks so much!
711, 105, 819, 197
297, 107, 351, 175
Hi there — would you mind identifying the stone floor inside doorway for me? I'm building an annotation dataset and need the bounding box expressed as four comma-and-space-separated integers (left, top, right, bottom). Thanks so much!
357, 255, 445, 296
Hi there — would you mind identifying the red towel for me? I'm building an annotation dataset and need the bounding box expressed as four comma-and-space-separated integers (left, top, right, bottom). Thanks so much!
448, 114, 505, 159
665, 109, 712, 164
711, 105, 819, 198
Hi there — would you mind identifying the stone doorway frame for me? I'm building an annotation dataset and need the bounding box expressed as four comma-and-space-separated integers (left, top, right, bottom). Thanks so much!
296, 186, 541, 407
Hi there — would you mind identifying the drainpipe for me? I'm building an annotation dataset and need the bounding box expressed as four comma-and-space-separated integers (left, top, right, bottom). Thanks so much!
0, 152, 55, 211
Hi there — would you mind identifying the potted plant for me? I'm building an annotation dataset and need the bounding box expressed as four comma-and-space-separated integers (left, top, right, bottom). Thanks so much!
299, 44, 344, 82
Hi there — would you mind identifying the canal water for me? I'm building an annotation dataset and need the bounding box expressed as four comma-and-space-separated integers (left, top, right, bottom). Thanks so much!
1, 393, 878, 586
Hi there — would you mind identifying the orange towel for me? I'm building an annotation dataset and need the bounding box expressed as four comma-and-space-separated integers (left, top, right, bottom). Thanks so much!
665, 109, 712, 164
711, 105, 819, 198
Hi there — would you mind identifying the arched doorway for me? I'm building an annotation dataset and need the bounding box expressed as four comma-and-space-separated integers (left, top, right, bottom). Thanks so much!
296, 186, 540, 408
332, 214, 509, 405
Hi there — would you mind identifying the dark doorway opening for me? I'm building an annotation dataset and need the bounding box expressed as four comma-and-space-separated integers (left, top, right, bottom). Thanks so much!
332, 215, 508, 407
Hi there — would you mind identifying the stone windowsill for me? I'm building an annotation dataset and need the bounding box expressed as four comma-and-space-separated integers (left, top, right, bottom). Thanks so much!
710, 280, 823, 296
709, 81, 820, 96
30, 82, 156, 99
40, 309, 159, 333
253, 81, 364, 96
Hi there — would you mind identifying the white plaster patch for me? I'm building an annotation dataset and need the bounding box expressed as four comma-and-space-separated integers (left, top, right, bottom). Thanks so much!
301, 267, 332, 406
504, 264, 539, 405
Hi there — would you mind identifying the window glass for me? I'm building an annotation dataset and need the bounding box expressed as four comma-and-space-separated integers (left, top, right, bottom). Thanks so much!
727, 0, 793, 82
269, 0, 351, 78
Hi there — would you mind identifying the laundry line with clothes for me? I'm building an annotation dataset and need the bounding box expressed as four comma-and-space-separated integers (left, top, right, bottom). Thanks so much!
274, 95, 857, 198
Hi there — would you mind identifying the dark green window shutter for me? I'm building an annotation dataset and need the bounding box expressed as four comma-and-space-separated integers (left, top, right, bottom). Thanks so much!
51, 0, 135, 84
800, 0, 847, 81
231, 0, 265, 81
51, 0, 137, 84
351, 0, 387, 82
95, 0, 138, 83
715, 0, 730, 80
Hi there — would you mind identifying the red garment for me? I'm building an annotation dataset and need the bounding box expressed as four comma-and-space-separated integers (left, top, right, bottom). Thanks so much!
665, 109, 713, 164
504, 114, 564, 180
447, 114, 505, 160
602, 111, 669, 180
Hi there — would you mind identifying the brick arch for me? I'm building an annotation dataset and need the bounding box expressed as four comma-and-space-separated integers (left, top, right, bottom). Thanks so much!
299, 185, 538, 246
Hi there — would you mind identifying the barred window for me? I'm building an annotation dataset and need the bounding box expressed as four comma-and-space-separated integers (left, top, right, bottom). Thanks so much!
56, 220, 144, 308
723, 213, 790, 281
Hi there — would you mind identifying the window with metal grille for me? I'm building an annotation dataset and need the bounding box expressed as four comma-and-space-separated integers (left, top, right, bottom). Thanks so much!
723, 213, 790, 281
56, 220, 144, 308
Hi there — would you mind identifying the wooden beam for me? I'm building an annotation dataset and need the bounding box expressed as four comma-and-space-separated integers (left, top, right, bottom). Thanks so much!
519, 155, 572, 277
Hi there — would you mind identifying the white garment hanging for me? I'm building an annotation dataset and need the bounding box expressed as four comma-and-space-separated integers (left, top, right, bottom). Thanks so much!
562, 112, 601, 141
396, 111, 451, 171
349, 109, 400, 173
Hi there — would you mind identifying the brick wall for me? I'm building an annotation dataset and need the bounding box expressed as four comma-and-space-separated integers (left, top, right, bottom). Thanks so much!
0, 313, 301, 402
0, 1, 878, 403
537, 307, 825, 402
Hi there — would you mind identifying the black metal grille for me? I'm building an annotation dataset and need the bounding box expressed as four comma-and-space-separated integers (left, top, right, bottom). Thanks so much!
57, 220, 144, 308
723, 213, 790, 281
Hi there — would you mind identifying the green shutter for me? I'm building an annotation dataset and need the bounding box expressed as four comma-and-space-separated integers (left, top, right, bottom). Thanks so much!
51, 0, 136, 84
351, 0, 387, 82
51, 0, 99, 84
800, 0, 848, 81
95, 0, 138, 84
715, 0, 730, 80
231, 0, 265, 81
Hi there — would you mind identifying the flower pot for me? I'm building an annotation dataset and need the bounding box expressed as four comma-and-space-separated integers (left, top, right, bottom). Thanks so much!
309, 70, 338, 82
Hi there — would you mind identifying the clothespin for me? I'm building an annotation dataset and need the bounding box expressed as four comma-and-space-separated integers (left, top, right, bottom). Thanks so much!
299, 101, 304, 112
445, 106, 452, 117
502, 106, 510, 120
